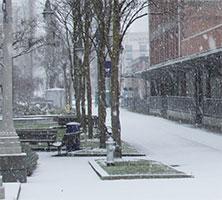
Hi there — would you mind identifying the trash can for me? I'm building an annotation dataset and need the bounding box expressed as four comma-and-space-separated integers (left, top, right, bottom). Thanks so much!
66, 122, 81, 133
64, 122, 81, 152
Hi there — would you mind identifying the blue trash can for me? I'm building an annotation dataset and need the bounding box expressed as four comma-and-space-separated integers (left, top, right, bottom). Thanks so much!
64, 122, 81, 151
66, 122, 81, 133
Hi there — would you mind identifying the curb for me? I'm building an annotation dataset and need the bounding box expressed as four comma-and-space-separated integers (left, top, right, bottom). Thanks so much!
16, 184, 21, 200
89, 160, 193, 180
52, 152, 146, 157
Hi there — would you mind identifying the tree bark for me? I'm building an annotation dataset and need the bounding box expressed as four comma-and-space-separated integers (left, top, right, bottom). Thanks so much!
83, 0, 93, 139
97, 26, 107, 148
110, 0, 122, 158
98, 52, 107, 147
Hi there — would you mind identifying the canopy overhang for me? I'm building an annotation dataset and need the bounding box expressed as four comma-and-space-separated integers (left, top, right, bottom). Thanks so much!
130, 47, 222, 80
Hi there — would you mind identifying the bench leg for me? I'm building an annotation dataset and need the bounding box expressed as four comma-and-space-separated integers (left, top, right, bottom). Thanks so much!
47, 142, 51, 151
58, 146, 62, 155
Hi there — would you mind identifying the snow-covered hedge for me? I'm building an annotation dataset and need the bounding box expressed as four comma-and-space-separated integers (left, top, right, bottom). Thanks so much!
21, 144, 39, 176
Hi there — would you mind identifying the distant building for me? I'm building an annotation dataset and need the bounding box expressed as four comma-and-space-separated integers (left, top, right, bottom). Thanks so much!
121, 32, 149, 108
121, 56, 149, 112
122, 32, 149, 74
45, 88, 65, 109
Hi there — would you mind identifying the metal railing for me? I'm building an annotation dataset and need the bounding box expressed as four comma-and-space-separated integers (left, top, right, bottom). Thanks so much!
167, 96, 196, 114
148, 96, 162, 110
123, 95, 222, 119
203, 98, 222, 118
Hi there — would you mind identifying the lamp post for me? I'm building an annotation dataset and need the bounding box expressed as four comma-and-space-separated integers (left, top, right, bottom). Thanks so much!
0, 0, 26, 183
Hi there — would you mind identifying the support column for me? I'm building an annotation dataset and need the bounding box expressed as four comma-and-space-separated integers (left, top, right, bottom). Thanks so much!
160, 77, 167, 118
180, 71, 187, 96
0, 0, 26, 183
194, 67, 204, 125
206, 69, 211, 98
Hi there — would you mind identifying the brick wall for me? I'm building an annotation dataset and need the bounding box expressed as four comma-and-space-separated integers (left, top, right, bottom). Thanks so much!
181, 1, 222, 56
149, 0, 222, 65
149, 0, 179, 65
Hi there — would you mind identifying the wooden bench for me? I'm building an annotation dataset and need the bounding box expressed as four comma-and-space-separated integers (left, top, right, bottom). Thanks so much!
53, 115, 79, 126
16, 128, 57, 150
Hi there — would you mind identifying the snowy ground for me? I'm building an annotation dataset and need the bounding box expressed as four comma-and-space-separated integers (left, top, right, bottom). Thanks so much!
5, 183, 21, 200
19, 109, 222, 200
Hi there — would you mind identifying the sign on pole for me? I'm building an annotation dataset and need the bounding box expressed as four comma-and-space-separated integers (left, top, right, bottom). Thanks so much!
104, 61, 112, 78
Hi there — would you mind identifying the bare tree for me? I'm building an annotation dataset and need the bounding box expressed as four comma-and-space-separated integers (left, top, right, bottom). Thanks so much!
92, 0, 112, 148
105, 0, 148, 157
54, 0, 94, 138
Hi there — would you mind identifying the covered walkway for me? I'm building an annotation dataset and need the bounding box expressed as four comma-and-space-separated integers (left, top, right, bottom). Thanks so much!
124, 48, 222, 128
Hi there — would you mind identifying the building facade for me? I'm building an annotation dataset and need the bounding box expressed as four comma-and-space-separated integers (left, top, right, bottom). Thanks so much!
149, 0, 179, 65
122, 32, 149, 74
121, 32, 149, 109
149, 0, 222, 63
124, 0, 222, 129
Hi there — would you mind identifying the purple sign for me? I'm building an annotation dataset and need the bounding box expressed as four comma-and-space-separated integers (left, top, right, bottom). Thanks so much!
104, 61, 112, 77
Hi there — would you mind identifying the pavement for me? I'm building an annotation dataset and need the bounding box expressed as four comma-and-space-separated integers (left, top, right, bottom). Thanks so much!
5, 183, 21, 200
18, 109, 222, 200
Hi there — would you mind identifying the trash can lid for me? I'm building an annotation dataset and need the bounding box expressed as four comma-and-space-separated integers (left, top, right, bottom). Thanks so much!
66, 122, 80, 126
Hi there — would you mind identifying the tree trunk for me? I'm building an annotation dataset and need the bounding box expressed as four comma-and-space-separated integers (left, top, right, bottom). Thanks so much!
86, 64, 93, 139
111, 0, 122, 158
81, 71, 87, 133
73, 48, 81, 121
97, 26, 107, 148
71, 5, 81, 121
84, 0, 93, 139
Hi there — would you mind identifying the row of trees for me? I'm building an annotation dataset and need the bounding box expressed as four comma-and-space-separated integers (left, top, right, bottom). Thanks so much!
1, 0, 149, 157
49, 0, 148, 157
0, 0, 186, 157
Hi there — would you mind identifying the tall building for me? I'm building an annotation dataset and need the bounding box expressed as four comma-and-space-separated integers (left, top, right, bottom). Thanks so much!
149, 0, 179, 65
122, 32, 149, 74
121, 32, 149, 109
125, 0, 222, 128
181, 0, 222, 56
149, 0, 222, 65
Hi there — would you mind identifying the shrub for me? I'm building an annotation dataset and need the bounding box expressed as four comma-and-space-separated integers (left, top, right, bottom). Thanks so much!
21, 144, 39, 176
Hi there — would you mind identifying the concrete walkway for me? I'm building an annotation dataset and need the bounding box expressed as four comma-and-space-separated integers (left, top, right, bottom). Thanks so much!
20, 109, 222, 200
5, 183, 21, 200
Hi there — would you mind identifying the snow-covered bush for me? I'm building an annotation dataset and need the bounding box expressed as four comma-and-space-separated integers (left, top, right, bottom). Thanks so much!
21, 144, 39, 176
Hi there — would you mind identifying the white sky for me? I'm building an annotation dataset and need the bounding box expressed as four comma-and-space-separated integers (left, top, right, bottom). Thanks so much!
128, 16, 148, 33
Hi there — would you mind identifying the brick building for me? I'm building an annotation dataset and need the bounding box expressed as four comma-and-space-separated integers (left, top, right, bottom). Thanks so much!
181, 0, 222, 56
149, 0, 179, 65
125, 0, 222, 128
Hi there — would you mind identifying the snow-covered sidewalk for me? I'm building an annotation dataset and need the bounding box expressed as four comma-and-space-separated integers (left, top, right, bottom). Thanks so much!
4, 183, 21, 200
20, 109, 222, 200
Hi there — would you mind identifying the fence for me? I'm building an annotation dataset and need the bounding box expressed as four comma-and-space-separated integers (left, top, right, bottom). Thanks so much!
123, 96, 222, 123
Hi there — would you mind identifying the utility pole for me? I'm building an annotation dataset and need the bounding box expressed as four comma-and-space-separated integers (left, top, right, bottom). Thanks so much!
0, 0, 26, 183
